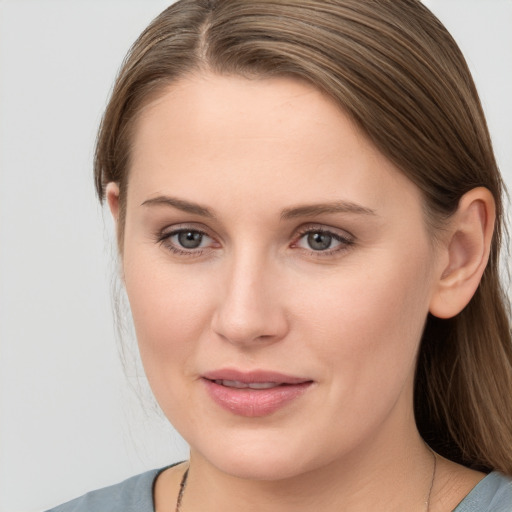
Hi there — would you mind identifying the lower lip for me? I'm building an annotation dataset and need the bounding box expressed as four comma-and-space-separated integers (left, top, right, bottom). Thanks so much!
202, 379, 312, 417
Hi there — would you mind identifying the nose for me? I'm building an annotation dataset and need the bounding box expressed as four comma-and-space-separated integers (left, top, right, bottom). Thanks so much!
211, 251, 289, 347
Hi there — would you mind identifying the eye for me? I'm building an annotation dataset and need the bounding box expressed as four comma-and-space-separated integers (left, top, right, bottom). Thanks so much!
157, 227, 216, 256
175, 230, 206, 249
305, 232, 336, 251
293, 227, 354, 254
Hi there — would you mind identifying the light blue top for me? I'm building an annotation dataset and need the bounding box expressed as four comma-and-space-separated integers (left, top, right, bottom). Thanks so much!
454, 472, 512, 511
46, 467, 512, 512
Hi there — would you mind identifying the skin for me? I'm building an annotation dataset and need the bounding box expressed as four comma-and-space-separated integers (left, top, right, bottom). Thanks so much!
107, 74, 493, 511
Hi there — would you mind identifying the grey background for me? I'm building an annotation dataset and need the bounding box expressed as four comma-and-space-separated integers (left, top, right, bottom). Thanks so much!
0, 1, 511, 511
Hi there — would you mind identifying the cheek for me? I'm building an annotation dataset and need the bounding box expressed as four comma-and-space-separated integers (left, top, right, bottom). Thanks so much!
122, 248, 215, 386
301, 248, 433, 412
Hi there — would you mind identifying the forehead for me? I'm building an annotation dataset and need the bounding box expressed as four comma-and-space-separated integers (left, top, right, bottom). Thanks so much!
132, 73, 351, 156
127, 73, 422, 219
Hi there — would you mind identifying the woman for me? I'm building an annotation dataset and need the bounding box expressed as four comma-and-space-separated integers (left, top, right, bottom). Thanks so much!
47, 0, 512, 510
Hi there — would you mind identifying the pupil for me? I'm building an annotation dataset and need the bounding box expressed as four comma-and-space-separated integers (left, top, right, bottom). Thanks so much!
178, 231, 202, 249
308, 232, 332, 251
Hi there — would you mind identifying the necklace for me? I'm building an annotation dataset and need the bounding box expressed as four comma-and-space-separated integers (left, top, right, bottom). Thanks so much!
425, 447, 437, 512
174, 450, 437, 512
175, 467, 188, 512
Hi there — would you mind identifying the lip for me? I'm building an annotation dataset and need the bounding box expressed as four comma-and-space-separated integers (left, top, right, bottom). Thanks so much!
201, 368, 313, 417
202, 368, 311, 385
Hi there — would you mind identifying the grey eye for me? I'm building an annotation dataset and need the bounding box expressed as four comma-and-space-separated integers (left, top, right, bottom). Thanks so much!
177, 231, 204, 249
307, 232, 333, 251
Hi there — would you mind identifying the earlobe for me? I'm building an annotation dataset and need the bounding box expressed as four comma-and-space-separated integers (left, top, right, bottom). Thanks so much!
429, 187, 495, 319
106, 182, 120, 223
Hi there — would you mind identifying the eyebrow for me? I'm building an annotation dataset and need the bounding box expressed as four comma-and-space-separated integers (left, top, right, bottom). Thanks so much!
280, 201, 377, 219
141, 196, 215, 218
141, 195, 376, 220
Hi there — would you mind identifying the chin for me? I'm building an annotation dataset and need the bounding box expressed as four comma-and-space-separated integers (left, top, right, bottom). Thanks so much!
190, 428, 328, 482
214, 453, 311, 481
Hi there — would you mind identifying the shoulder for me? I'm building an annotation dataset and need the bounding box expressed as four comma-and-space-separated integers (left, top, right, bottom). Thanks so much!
454, 472, 512, 512
44, 467, 167, 512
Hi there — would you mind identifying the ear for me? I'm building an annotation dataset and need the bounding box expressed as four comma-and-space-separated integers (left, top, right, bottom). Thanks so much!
106, 182, 120, 223
429, 187, 495, 319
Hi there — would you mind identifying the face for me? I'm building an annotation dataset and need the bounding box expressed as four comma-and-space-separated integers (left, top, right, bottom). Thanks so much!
119, 74, 442, 480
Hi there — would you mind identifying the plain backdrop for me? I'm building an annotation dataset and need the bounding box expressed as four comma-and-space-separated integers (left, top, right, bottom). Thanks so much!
0, 1, 511, 511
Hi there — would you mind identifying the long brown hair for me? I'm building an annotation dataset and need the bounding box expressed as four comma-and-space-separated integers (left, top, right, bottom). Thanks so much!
95, 0, 512, 474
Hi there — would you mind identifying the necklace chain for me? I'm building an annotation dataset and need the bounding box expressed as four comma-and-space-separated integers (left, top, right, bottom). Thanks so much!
425, 447, 437, 512
175, 449, 437, 512
175, 467, 188, 512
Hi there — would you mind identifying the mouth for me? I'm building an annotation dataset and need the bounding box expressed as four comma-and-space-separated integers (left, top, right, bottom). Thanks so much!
211, 380, 288, 390
201, 369, 314, 417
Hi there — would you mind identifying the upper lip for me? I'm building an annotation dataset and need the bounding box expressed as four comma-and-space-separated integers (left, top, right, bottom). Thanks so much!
202, 368, 312, 385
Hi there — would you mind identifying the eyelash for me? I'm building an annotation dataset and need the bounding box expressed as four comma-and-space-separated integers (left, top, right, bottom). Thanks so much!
155, 225, 355, 258
156, 227, 214, 257
292, 226, 355, 257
